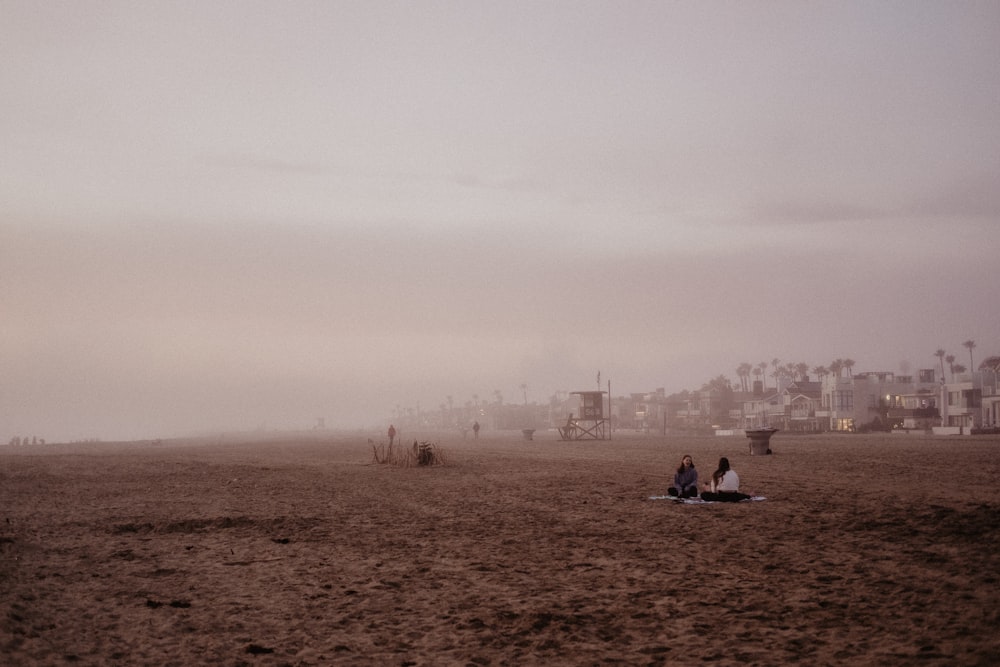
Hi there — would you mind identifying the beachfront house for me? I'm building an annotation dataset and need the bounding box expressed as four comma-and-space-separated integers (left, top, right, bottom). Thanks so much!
780, 380, 824, 432
818, 369, 942, 432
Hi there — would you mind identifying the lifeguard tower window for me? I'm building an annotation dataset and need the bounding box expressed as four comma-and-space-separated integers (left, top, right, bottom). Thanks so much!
581, 393, 603, 419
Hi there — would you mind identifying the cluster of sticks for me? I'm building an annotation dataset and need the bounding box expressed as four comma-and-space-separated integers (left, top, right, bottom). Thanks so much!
370, 439, 445, 467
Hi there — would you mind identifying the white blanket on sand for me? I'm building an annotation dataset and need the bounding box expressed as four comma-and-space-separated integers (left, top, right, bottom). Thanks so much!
648, 495, 766, 504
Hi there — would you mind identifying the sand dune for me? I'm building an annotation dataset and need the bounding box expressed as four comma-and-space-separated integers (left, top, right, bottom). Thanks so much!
2, 431, 999, 665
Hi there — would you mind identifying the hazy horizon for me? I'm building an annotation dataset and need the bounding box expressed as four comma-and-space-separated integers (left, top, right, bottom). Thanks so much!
3, 1, 999, 442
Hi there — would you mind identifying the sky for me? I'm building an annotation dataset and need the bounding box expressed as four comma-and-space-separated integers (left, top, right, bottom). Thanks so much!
3, 1, 999, 442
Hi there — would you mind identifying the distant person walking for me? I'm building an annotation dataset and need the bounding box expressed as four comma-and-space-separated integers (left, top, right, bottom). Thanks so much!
387, 424, 396, 446
472, 421, 480, 439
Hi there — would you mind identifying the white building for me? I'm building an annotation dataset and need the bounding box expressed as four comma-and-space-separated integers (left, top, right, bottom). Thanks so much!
819, 369, 940, 432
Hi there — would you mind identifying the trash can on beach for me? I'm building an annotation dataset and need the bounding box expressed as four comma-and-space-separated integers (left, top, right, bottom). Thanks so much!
746, 427, 777, 455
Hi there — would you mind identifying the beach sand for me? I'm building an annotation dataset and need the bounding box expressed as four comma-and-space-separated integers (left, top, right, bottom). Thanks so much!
2, 431, 999, 666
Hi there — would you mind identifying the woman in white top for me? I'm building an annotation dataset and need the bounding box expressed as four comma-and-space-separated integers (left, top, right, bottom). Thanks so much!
700, 457, 750, 502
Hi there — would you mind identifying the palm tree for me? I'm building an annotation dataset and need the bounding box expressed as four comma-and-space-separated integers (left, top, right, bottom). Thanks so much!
963, 340, 976, 371
945, 354, 956, 380
736, 362, 752, 392
935, 349, 946, 382
758, 362, 769, 389
795, 362, 810, 381
829, 360, 843, 378
702, 375, 732, 393
752, 366, 763, 389
843, 358, 855, 377
953, 363, 967, 378
773, 363, 792, 389
813, 365, 828, 380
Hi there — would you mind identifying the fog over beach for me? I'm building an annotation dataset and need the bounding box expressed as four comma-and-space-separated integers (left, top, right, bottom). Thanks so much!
2, 1, 999, 442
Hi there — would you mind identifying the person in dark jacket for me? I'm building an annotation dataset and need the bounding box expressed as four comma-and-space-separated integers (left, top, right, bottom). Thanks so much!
668, 454, 699, 498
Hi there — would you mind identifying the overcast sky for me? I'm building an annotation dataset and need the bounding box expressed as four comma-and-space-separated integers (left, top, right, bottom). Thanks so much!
3, 1, 999, 442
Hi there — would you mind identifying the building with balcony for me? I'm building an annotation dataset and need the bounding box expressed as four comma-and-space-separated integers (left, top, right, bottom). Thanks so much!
819, 370, 941, 432
939, 369, 1000, 430
780, 380, 824, 432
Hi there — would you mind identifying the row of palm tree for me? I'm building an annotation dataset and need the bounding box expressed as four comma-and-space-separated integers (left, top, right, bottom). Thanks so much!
733, 358, 856, 392
669, 342, 998, 406
729, 341, 985, 394
935, 340, 977, 382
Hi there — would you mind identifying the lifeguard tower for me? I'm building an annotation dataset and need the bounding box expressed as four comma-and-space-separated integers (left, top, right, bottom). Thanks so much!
558, 391, 609, 440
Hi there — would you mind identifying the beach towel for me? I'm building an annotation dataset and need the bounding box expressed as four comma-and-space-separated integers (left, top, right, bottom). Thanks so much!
648, 495, 766, 504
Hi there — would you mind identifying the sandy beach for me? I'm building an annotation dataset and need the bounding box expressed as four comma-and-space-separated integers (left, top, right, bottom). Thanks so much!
2, 431, 999, 666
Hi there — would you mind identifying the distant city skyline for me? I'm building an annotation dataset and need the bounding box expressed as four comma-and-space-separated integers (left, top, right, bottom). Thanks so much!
381, 343, 993, 416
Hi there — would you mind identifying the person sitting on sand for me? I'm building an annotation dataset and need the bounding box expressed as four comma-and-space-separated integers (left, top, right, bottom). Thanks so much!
668, 454, 699, 498
700, 457, 750, 502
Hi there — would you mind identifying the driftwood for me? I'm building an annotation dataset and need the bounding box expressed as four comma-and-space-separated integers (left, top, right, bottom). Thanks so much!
371, 439, 445, 467
413, 440, 438, 466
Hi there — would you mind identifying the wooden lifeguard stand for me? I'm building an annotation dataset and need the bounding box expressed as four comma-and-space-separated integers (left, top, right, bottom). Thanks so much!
558, 391, 609, 440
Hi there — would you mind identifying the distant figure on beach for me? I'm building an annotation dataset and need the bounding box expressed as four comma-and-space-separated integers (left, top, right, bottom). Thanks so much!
387, 424, 396, 446
558, 413, 576, 440
472, 421, 480, 439
668, 454, 699, 498
700, 457, 750, 502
